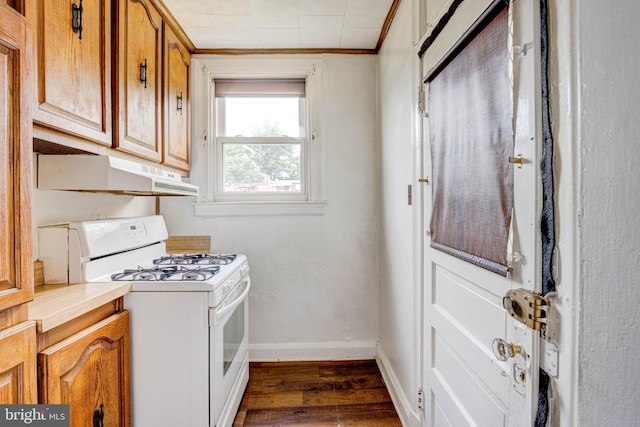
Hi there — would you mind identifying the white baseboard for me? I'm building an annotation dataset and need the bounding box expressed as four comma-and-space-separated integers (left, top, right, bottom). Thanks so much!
248, 340, 377, 362
376, 343, 423, 427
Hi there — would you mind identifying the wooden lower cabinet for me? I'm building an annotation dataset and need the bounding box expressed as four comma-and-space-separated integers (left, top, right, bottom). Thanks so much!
0, 321, 37, 404
38, 311, 130, 427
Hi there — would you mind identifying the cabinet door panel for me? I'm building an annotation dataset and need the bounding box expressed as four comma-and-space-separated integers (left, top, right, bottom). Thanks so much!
115, 0, 162, 161
34, 0, 112, 145
163, 24, 190, 171
39, 312, 130, 427
0, 321, 37, 404
0, 3, 33, 311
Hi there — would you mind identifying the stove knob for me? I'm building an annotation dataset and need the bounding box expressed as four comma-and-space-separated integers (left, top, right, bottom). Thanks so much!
223, 283, 232, 295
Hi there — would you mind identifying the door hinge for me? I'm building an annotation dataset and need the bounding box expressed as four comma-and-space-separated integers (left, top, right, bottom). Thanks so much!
417, 386, 424, 410
503, 288, 549, 339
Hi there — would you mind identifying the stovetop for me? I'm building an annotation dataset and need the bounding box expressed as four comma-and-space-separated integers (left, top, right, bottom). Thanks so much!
111, 254, 238, 282
111, 253, 249, 298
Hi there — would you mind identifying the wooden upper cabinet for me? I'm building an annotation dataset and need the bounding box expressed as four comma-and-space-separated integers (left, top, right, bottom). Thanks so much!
0, 322, 37, 404
0, 3, 33, 311
114, 0, 163, 162
163, 24, 190, 171
33, 0, 112, 146
38, 312, 130, 427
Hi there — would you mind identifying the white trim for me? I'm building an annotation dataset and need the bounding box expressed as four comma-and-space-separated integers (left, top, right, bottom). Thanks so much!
193, 201, 326, 217
377, 343, 423, 427
248, 340, 376, 361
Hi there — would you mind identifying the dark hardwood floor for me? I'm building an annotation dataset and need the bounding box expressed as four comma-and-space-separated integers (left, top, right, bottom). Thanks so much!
233, 359, 403, 427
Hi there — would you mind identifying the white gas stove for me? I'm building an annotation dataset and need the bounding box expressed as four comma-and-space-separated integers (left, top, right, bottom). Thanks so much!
38, 215, 250, 427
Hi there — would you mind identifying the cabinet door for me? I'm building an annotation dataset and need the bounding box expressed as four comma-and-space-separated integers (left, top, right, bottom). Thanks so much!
163, 24, 191, 171
38, 311, 130, 427
114, 0, 162, 162
33, 0, 112, 146
0, 321, 37, 404
0, 3, 33, 311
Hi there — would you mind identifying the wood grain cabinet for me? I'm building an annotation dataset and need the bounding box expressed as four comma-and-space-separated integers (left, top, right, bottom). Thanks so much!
0, 5, 36, 406
0, 322, 37, 404
163, 24, 191, 171
32, 0, 112, 147
0, 2, 34, 312
27, 0, 192, 172
114, 0, 163, 162
38, 311, 130, 427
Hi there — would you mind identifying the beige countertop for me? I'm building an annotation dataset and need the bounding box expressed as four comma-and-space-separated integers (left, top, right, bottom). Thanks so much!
28, 282, 132, 333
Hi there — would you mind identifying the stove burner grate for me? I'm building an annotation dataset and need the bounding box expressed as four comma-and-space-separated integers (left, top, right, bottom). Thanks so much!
111, 265, 221, 282
153, 253, 237, 266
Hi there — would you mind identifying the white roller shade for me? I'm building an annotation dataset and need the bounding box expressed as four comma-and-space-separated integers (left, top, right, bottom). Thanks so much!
214, 78, 306, 98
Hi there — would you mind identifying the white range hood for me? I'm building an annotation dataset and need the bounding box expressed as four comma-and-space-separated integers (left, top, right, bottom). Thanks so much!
37, 155, 199, 196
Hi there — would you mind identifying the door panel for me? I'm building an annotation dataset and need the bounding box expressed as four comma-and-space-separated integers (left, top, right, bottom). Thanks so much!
163, 24, 190, 171
0, 321, 37, 404
422, 1, 542, 426
114, 0, 162, 161
434, 337, 506, 426
38, 312, 130, 427
34, 0, 111, 145
0, 2, 33, 310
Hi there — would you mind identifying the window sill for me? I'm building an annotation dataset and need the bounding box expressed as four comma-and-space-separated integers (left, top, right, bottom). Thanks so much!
193, 201, 327, 217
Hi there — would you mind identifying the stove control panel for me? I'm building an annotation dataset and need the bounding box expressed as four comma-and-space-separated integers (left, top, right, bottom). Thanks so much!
121, 221, 148, 238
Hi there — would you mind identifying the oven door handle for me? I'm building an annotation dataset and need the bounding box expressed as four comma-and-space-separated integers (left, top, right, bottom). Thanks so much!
212, 276, 251, 326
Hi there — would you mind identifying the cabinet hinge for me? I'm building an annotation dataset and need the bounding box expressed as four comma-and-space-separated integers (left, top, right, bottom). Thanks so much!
503, 288, 549, 339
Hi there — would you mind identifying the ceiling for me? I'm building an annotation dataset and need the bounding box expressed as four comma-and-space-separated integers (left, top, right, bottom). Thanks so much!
161, 0, 396, 52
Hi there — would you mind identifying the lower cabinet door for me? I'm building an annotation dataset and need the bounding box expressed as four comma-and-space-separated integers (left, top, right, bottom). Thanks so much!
38, 311, 130, 427
0, 321, 37, 404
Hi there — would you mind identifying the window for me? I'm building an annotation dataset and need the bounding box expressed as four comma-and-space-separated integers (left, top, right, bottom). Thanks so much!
192, 58, 325, 217
215, 78, 307, 201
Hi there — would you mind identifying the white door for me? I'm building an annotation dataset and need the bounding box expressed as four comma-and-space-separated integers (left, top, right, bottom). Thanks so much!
421, 1, 542, 426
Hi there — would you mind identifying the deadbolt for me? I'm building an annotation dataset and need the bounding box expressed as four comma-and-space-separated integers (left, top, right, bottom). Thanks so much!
503, 288, 549, 338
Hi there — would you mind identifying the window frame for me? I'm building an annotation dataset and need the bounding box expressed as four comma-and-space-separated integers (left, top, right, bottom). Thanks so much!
214, 95, 308, 201
191, 57, 326, 217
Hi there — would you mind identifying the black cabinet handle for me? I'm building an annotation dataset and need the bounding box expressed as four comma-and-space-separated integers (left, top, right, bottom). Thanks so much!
177, 92, 183, 114
140, 59, 148, 88
72, 0, 83, 40
93, 403, 104, 427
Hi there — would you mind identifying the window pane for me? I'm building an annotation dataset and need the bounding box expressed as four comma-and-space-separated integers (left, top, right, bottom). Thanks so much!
222, 143, 301, 193
222, 97, 303, 137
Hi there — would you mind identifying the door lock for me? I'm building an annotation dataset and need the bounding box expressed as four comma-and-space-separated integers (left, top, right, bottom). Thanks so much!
503, 288, 549, 338
491, 338, 522, 362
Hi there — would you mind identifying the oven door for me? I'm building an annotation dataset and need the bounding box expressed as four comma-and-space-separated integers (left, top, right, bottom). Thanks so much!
210, 275, 250, 427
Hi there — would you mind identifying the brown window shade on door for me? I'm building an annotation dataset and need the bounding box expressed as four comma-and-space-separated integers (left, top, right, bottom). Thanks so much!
427, 5, 512, 276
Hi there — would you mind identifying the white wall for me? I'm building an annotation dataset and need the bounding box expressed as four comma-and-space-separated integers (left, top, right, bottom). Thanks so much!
161, 54, 380, 360
573, 1, 640, 425
377, 0, 421, 425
